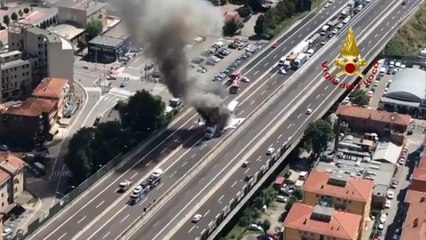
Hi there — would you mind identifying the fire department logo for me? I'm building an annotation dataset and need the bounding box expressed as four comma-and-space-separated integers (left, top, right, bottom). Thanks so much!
334, 27, 366, 78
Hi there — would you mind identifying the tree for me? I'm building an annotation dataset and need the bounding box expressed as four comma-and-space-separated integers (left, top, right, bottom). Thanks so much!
349, 89, 369, 106
303, 119, 333, 156
119, 90, 166, 138
23, 7, 30, 15
49, 18, 54, 26
254, 15, 266, 36
3, 15, 9, 26
11, 12, 18, 21
293, 187, 303, 200
285, 196, 297, 212
248, 0, 263, 12
237, 5, 253, 18
261, 219, 271, 235
86, 19, 103, 40
18, 9, 23, 18
91, 121, 125, 166
220, 0, 227, 5
52, 16, 57, 25
223, 20, 239, 36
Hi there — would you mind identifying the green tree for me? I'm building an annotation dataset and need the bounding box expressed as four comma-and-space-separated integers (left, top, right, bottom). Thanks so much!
91, 121, 125, 166
254, 15, 266, 36
248, 0, 263, 12
237, 5, 253, 18
285, 196, 297, 212
220, 0, 227, 5
261, 219, 271, 235
86, 19, 103, 40
223, 20, 239, 36
49, 18, 54, 26
11, 12, 18, 21
349, 89, 369, 106
293, 187, 303, 200
53, 16, 57, 24
3, 15, 10, 25
302, 119, 333, 156
23, 7, 30, 15
119, 90, 166, 137
18, 9, 23, 17
65, 127, 95, 184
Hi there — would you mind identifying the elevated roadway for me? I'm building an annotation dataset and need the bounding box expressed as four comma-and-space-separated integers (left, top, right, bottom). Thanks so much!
29, 1, 348, 240
121, 0, 421, 239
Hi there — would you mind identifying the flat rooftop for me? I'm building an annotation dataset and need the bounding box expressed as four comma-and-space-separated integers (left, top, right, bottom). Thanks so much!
1, 59, 30, 69
50, 24, 85, 41
103, 22, 129, 39
89, 35, 125, 48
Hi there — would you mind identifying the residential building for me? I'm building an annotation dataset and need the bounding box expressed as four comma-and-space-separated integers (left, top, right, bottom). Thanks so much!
32, 77, 69, 118
401, 189, 426, 240
0, 50, 32, 102
56, 0, 107, 28
336, 105, 411, 144
303, 171, 374, 236
0, 97, 57, 146
0, 152, 25, 215
410, 149, 426, 193
7, 23, 74, 86
50, 24, 85, 48
283, 203, 362, 240
87, 22, 130, 62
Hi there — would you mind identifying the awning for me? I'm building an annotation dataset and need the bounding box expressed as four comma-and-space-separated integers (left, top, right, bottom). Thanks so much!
49, 123, 59, 136
382, 97, 420, 107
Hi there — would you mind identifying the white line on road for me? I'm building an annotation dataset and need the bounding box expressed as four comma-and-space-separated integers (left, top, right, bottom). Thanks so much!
181, 161, 188, 167
129, 172, 138, 179
316, 95, 320, 99
77, 216, 87, 224
281, 47, 287, 52
188, 226, 195, 233
298, 33, 302, 38
250, 100, 255, 106
157, 183, 164, 190
273, 55, 278, 59
239, 110, 245, 115
231, 181, 238, 187
153, 221, 159, 227
264, 62, 268, 67
306, 27, 310, 31
314, 20, 317, 24
120, 214, 130, 223
102, 232, 111, 239
58, 233, 67, 240
307, 103, 311, 108
287, 124, 292, 129
170, 171, 177, 178
297, 113, 302, 119
254, 70, 259, 75
244, 168, 250, 174
160, 149, 167, 154
200, 144, 206, 150
290, 40, 295, 44
138, 198, 147, 206
204, 209, 210, 217
277, 134, 282, 139
260, 90, 266, 96
95, 201, 105, 209
256, 156, 261, 161
324, 85, 329, 90
191, 153, 196, 159
218, 195, 224, 202
145, 160, 153, 166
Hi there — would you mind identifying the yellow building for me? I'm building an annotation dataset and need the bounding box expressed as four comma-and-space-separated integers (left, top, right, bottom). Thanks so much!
302, 171, 374, 237
284, 203, 362, 240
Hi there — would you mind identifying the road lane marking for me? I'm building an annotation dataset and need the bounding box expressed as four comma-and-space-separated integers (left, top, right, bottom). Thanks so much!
263, 62, 268, 67
102, 232, 111, 239
324, 85, 329, 90
181, 161, 188, 168
129, 172, 138, 179
77, 216, 87, 224
160, 149, 167, 154
121, 214, 130, 223
287, 124, 292, 129
190, 153, 196, 159
231, 181, 237, 187
307, 103, 311, 108
145, 160, 153, 166
58, 233, 67, 240
204, 209, 210, 217
200, 144, 207, 150
157, 183, 164, 190
316, 95, 320, 99
244, 168, 250, 174
273, 55, 278, 59
290, 40, 294, 44
170, 170, 177, 178
254, 70, 259, 75
277, 134, 282, 139
138, 198, 147, 206
297, 113, 302, 119
250, 100, 255, 106
188, 226, 195, 233
218, 195, 224, 202
96, 201, 105, 209
298, 33, 302, 38
153, 221, 159, 227
260, 90, 266, 96
256, 156, 261, 162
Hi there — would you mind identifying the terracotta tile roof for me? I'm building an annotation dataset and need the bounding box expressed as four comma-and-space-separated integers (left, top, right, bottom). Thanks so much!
0, 169, 10, 185
303, 171, 374, 203
413, 168, 426, 183
284, 203, 361, 240
0, 151, 25, 175
5, 98, 57, 117
336, 105, 411, 126
402, 190, 426, 240
32, 77, 68, 99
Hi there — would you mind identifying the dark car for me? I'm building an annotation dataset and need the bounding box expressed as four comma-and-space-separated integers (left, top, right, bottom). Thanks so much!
244, 175, 253, 182
228, 43, 238, 49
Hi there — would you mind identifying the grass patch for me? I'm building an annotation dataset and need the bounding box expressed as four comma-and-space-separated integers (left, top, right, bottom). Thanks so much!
224, 226, 247, 240
269, 0, 323, 36
385, 2, 426, 56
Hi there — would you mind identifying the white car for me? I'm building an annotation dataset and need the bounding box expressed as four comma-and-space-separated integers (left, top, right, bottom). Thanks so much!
152, 169, 163, 178
241, 77, 250, 83
133, 185, 143, 194
2, 228, 12, 237
398, 159, 405, 165
387, 190, 395, 199
378, 223, 384, 230
331, 28, 338, 34
337, 23, 344, 29
343, 16, 351, 24
306, 108, 313, 115
192, 214, 202, 223
380, 213, 387, 223
373, 80, 379, 86
321, 40, 326, 45
328, 0, 335, 2
324, 2, 330, 7
279, 68, 287, 75
385, 200, 392, 208
266, 147, 275, 155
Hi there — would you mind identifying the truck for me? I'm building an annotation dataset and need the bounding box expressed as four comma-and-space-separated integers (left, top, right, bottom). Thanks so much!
129, 183, 149, 205
227, 100, 239, 113
197, 106, 228, 139
327, 18, 340, 27
278, 41, 309, 68
118, 180, 133, 192
291, 53, 309, 70
307, 33, 320, 46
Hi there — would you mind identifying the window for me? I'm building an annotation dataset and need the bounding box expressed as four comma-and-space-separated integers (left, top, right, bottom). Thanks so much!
1, 202, 4, 207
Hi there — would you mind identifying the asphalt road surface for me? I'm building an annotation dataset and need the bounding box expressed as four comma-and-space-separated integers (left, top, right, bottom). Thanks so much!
27, 1, 355, 239
121, 0, 419, 239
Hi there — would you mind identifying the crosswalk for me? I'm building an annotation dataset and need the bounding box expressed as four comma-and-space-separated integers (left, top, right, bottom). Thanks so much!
85, 87, 102, 92
110, 87, 136, 97
26, 176, 42, 184
26, 169, 72, 184
117, 72, 140, 81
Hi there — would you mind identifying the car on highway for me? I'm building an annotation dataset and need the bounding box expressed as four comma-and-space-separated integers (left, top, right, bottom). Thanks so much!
192, 214, 202, 223
242, 161, 249, 167
272, 42, 278, 48
321, 40, 326, 45
343, 16, 351, 24
337, 23, 344, 29
324, 2, 330, 8
244, 175, 253, 182
266, 147, 275, 155
241, 77, 250, 83
402, 1, 407, 5
306, 108, 313, 115
2, 228, 12, 237
151, 169, 163, 178
120, 82, 127, 88
331, 28, 338, 35
279, 68, 287, 75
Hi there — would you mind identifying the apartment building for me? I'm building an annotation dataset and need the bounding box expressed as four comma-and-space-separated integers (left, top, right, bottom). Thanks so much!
32, 77, 69, 118
57, 0, 107, 28
283, 203, 362, 240
0, 50, 32, 102
303, 171, 374, 236
410, 147, 426, 192
7, 23, 74, 86
401, 189, 426, 240
0, 152, 25, 215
